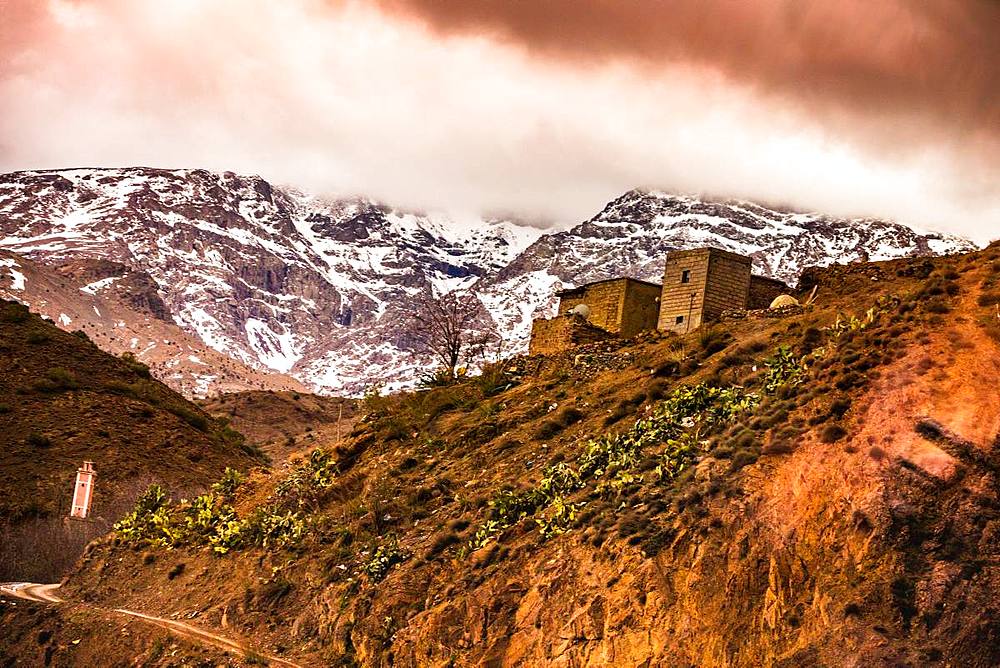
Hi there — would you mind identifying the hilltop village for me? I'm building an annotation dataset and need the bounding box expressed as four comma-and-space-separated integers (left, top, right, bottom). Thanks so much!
530, 246, 792, 354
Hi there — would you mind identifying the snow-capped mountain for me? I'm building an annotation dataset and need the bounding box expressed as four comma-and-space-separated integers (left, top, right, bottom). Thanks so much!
0, 249, 307, 397
480, 190, 975, 347
0, 168, 537, 395
0, 169, 975, 396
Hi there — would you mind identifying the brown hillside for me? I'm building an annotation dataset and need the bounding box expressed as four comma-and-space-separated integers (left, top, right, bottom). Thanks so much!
200, 390, 357, 463
0, 299, 262, 527
5, 245, 1000, 667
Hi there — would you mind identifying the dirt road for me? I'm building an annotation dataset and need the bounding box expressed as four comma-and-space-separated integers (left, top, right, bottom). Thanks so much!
0, 582, 302, 667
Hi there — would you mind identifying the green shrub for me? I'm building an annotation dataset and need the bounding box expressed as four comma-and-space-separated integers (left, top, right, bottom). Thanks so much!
468, 380, 760, 554
698, 327, 732, 356
473, 363, 516, 396
102, 380, 142, 399
364, 536, 404, 582
820, 424, 848, 443
761, 347, 805, 394
120, 352, 151, 378
730, 450, 759, 471
0, 403, 10, 414
925, 299, 951, 315
33, 367, 79, 393
168, 405, 210, 432
273, 448, 338, 510
0, 302, 30, 323
535, 496, 583, 539
26, 331, 50, 344
978, 292, 1000, 308
603, 399, 633, 426
425, 531, 461, 560
418, 367, 457, 389
114, 485, 173, 545
829, 397, 852, 418
535, 406, 584, 440
212, 467, 245, 498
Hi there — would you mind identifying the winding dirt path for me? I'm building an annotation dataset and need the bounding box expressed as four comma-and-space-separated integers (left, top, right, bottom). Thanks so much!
0, 582, 302, 667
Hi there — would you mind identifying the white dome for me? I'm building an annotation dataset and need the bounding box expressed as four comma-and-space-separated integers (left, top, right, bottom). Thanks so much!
769, 294, 800, 309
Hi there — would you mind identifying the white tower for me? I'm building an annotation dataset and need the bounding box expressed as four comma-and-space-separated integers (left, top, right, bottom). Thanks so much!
70, 461, 96, 519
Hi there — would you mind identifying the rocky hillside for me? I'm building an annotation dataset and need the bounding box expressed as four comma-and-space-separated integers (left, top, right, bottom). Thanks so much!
0, 169, 975, 395
0, 250, 306, 397
0, 300, 264, 524
6, 245, 1000, 666
200, 390, 357, 464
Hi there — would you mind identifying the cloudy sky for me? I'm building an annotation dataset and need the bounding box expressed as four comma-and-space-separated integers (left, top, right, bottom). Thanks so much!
1, 0, 997, 241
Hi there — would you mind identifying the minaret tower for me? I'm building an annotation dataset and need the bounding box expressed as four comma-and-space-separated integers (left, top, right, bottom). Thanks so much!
70, 461, 96, 519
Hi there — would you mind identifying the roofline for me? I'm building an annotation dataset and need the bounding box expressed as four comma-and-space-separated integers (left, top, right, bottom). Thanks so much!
665, 246, 752, 264
556, 276, 662, 296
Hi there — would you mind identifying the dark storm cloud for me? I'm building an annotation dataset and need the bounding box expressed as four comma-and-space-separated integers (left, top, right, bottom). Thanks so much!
377, 0, 1000, 154
0, 1, 997, 241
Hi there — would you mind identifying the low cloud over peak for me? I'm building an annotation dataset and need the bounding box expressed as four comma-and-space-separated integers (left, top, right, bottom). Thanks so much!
0, 0, 997, 242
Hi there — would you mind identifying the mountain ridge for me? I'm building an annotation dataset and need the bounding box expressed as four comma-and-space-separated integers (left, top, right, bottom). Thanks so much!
0, 168, 977, 395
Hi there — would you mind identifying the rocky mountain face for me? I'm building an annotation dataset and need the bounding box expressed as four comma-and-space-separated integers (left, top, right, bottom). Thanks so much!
0, 168, 536, 395
0, 250, 307, 397
0, 169, 974, 395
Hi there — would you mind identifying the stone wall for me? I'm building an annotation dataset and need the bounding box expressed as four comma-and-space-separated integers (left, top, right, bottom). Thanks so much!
528, 314, 615, 355
557, 278, 660, 338
658, 248, 711, 333
748, 275, 791, 310
619, 280, 662, 338
703, 250, 752, 322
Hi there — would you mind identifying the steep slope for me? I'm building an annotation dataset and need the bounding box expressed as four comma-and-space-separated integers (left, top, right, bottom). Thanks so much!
10, 246, 1000, 666
481, 189, 976, 349
0, 250, 307, 397
0, 168, 537, 395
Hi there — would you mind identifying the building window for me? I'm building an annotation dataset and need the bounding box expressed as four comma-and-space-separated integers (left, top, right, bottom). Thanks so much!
675, 315, 684, 324
681, 269, 690, 284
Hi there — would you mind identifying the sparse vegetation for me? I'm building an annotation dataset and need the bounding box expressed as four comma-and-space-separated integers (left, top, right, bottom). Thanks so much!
364, 536, 404, 582
32, 366, 79, 393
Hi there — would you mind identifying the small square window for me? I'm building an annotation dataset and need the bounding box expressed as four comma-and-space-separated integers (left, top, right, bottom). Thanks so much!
675, 315, 684, 324
681, 270, 691, 284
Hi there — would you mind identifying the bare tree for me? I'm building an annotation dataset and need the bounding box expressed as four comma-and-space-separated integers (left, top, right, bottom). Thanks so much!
407, 292, 499, 379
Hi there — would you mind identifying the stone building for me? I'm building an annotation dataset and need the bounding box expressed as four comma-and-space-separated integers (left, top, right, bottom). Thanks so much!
657, 248, 792, 333
556, 278, 662, 338
658, 248, 751, 333
528, 247, 791, 353
528, 278, 661, 355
